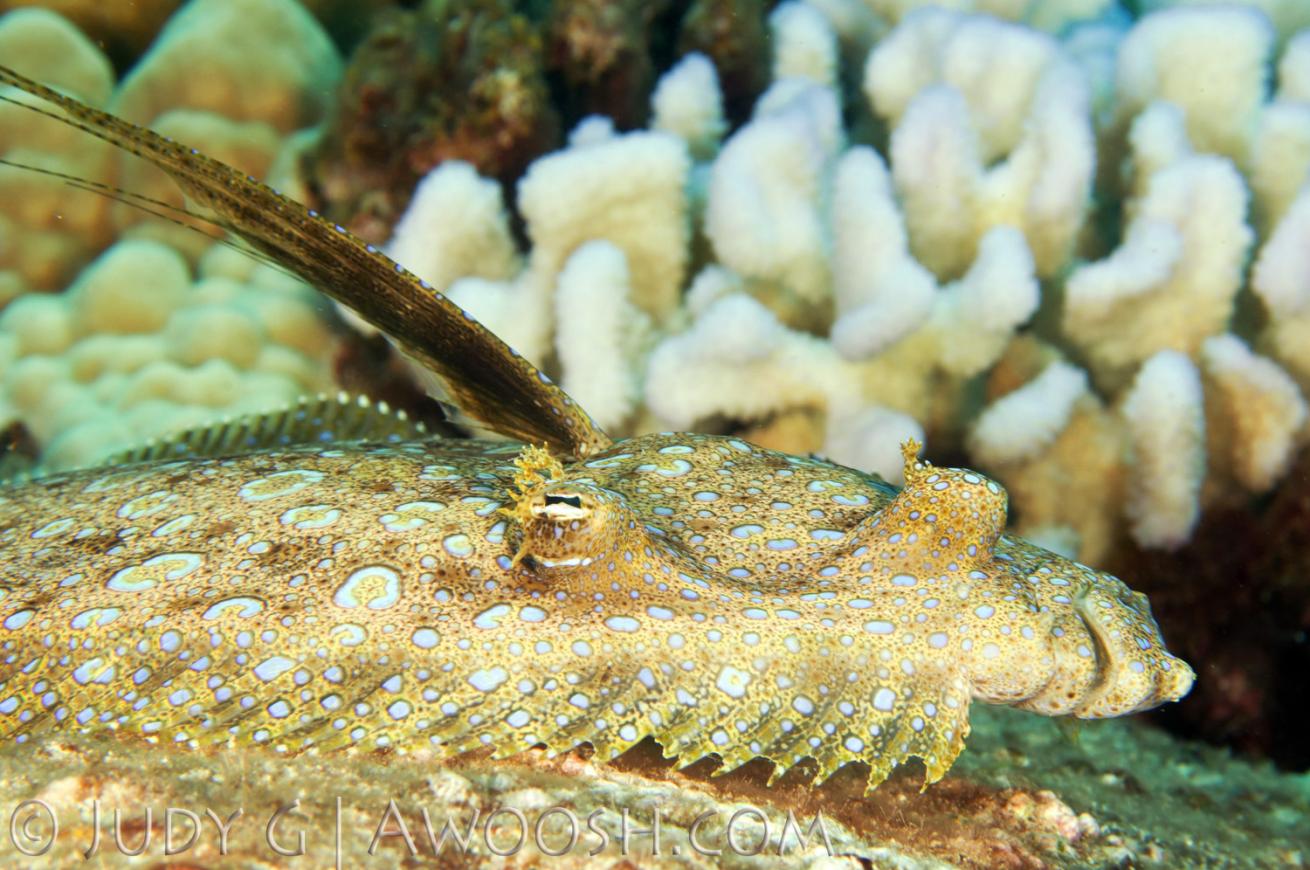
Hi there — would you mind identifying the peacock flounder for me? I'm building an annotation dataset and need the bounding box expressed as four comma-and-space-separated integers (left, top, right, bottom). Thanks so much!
0, 64, 1193, 792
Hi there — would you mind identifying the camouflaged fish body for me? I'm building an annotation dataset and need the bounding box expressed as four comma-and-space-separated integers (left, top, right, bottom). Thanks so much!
0, 62, 1194, 790
0, 436, 1192, 789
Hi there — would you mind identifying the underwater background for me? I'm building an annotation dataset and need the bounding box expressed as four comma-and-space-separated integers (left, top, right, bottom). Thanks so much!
0, 0, 1307, 866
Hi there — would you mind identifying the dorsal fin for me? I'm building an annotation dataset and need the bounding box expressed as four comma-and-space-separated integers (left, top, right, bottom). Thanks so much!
0, 64, 612, 459
102, 392, 430, 466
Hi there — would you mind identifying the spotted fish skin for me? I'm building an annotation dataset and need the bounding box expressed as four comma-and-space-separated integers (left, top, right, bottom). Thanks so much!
0, 434, 1193, 790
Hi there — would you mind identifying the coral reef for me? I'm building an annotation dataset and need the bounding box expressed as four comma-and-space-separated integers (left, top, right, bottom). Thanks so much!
0, 0, 345, 469
0, 240, 337, 471
359, 1, 1310, 768
377, 0, 1310, 569
306, 0, 777, 239
306, 0, 559, 243
0, 0, 183, 64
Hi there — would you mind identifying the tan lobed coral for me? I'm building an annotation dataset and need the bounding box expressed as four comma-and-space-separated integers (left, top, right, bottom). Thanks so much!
0, 0, 183, 62
0, 0, 345, 471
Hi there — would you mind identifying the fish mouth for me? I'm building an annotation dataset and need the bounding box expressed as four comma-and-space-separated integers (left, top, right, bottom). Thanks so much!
1166, 658, 1197, 699
1071, 586, 1195, 717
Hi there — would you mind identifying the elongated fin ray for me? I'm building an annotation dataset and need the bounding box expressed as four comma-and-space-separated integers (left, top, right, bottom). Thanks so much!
0, 154, 301, 279
102, 392, 430, 466
0, 65, 611, 459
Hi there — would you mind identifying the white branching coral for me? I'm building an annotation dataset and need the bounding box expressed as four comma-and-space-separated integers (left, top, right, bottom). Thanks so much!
1114, 5, 1274, 164
861, 0, 1116, 34
770, 1, 841, 87
1121, 350, 1207, 549
385, 161, 519, 298
970, 362, 1091, 468
519, 131, 690, 326
1064, 105, 1253, 391
554, 241, 653, 432
645, 293, 835, 430
704, 82, 839, 313
865, 8, 1096, 278
1200, 334, 1308, 494
1137, 0, 1310, 44
1252, 187, 1310, 392
651, 53, 725, 162
374, 0, 1310, 560
425, 127, 691, 373
828, 146, 935, 359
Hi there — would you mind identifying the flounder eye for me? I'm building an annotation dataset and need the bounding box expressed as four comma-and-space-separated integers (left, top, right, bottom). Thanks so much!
539, 493, 585, 513
529, 487, 598, 526
507, 483, 622, 570
544, 494, 582, 508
